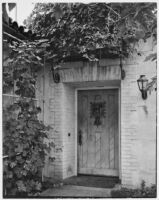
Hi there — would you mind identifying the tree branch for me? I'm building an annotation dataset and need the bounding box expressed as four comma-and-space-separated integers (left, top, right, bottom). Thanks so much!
105, 4, 120, 17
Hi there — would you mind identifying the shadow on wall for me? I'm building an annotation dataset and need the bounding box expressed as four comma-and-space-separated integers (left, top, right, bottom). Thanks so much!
67, 165, 73, 177
142, 105, 148, 115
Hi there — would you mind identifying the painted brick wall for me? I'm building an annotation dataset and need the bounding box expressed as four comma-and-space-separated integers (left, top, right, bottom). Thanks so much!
121, 37, 156, 187
36, 66, 64, 180
62, 85, 76, 179
36, 37, 156, 188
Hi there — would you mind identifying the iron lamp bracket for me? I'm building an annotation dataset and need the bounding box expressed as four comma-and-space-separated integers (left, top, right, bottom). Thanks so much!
51, 65, 60, 83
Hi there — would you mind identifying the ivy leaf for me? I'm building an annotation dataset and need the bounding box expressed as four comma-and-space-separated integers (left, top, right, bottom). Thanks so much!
35, 182, 42, 191
7, 171, 13, 179
16, 180, 27, 192
5, 182, 12, 189
15, 144, 23, 153
10, 161, 17, 168
22, 151, 27, 157
22, 170, 27, 176
135, 29, 145, 40
49, 142, 55, 148
39, 43, 50, 48
4, 160, 9, 166
144, 53, 157, 62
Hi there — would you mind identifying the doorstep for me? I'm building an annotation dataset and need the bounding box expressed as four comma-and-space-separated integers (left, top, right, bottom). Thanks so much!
40, 184, 113, 197
63, 175, 120, 188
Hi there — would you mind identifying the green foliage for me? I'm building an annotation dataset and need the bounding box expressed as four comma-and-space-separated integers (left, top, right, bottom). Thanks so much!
144, 53, 157, 93
24, 3, 157, 92
146, 75, 157, 93
111, 181, 156, 198
3, 39, 54, 197
3, 39, 49, 93
144, 53, 157, 62
3, 3, 157, 196
3, 101, 53, 196
24, 3, 157, 62
24, 3, 157, 93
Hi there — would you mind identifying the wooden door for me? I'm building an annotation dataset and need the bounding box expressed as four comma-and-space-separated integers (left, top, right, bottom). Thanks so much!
77, 89, 119, 176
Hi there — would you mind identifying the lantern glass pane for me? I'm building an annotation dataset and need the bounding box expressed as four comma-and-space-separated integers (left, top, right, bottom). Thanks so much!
142, 81, 147, 89
137, 80, 142, 90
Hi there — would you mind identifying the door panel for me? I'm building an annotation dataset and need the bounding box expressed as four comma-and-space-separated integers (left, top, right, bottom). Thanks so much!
78, 89, 119, 176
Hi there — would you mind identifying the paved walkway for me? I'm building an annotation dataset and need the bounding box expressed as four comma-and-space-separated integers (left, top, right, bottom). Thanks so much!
41, 185, 112, 197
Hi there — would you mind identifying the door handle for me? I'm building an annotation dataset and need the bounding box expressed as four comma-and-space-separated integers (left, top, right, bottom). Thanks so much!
78, 130, 82, 146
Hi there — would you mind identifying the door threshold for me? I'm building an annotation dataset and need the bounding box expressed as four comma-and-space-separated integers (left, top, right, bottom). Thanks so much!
78, 174, 120, 179
63, 175, 120, 188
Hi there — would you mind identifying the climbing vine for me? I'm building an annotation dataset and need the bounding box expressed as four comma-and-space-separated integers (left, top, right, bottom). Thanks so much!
3, 39, 54, 197
25, 3, 157, 62
3, 2, 157, 197
24, 3, 157, 91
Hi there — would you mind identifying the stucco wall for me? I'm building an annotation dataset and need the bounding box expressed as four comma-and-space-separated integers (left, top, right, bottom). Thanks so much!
37, 37, 156, 187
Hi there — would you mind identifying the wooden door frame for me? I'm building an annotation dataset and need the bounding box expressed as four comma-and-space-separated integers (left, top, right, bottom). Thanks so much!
75, 86, 121, 179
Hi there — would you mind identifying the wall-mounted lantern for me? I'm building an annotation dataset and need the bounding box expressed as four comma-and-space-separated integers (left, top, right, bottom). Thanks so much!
137, 75, 148, 100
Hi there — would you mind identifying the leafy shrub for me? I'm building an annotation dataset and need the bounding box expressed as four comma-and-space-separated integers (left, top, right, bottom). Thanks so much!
3, 37, 54, 197
3, 100, 54, 197
111, 180, 156, 198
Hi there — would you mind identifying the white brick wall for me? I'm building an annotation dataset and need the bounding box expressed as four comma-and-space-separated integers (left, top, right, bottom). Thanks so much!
62, 84, 76, 179
120, 37, 156, 187
36, 67, 64, 180
36, 37, 156, 187
120, 62, 139, 187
